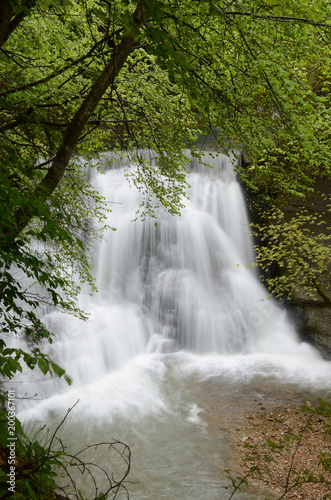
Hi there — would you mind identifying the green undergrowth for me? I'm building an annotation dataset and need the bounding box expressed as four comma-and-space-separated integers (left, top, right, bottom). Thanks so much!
0, 401, 131, 500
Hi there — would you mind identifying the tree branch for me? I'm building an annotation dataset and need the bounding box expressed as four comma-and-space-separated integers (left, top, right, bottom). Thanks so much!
0, 0, 13, 48
226, 11, 331, 28
0, 39, 105, 98
0, 0, 36, 48
5, 2, 147, 239
312, 279, 331, 306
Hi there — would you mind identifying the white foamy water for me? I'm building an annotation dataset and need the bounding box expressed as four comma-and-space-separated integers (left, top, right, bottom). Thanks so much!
17, 152, 331, 499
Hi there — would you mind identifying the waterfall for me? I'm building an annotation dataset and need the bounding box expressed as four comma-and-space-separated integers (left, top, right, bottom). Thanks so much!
82, 150, 314, 363
18, 151, 331, 499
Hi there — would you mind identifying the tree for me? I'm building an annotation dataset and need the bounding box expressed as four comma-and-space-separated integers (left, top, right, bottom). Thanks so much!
252, 208, 331, 305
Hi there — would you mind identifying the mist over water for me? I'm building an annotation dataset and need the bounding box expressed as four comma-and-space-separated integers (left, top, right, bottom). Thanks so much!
18, 152, 331, 499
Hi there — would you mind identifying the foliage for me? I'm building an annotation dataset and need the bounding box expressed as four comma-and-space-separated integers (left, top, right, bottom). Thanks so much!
0, 402, 131, 500
252, 207, 331, 305
239, 35, 331, 201
99, 48, 199, 218
0, 161, 109, 379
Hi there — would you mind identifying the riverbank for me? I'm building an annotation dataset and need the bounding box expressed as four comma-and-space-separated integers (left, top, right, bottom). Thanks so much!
198, 380, 331, 499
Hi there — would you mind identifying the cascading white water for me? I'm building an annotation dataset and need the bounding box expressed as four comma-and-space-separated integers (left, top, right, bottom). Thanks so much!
18, 152, 331, 499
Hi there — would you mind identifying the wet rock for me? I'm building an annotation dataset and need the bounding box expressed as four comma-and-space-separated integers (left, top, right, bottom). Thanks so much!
302, 306, 331, 358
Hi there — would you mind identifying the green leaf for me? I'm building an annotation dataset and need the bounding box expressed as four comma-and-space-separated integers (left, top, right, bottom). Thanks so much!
51, 361, 66, 378
38, 358, 50, 375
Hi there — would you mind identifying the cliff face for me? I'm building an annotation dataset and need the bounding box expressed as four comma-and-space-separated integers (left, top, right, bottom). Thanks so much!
300, 307, 331, 358
241, 146, 331, 359
283, 176, 331, 358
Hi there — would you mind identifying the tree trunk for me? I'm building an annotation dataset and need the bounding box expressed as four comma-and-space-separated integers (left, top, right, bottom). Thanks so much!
0, 0, 13, 47
7, 1, 146, 238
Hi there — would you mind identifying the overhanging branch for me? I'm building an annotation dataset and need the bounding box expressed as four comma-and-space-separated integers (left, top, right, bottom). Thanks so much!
5, 2, 147, 239
226, 11, 331, 28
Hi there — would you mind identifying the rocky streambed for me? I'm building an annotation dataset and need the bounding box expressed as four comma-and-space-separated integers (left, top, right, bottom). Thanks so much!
198, 380, 331, 499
